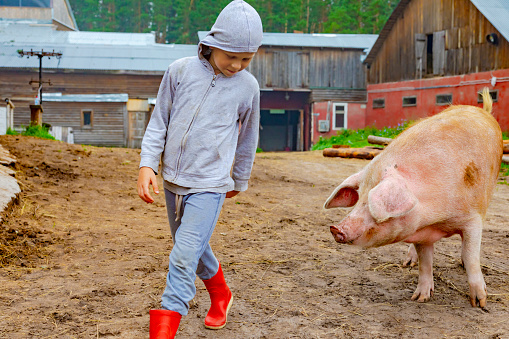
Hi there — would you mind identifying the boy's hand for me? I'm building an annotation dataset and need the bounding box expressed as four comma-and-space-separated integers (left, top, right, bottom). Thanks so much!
138, 167, 159, 203
226, 190, 239, 198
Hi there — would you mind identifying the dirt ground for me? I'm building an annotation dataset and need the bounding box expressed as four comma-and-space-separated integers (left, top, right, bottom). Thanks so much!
0, 134, 508, 339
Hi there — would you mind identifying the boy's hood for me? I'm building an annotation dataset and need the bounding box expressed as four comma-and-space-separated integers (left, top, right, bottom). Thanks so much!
199, 0, 263, 53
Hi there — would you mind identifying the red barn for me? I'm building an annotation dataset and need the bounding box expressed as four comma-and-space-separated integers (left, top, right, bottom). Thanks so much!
363, 0, 509, 132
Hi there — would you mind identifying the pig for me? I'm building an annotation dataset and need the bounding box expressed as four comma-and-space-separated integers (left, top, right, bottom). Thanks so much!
324, 88, 503, 308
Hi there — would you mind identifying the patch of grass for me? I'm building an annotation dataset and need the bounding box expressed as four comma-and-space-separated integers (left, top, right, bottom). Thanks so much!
501, 163, 509, 177
10, 125, 56, 140
6, 127, 18, 135
22, 125, 55, 140
312, 121, 412, 151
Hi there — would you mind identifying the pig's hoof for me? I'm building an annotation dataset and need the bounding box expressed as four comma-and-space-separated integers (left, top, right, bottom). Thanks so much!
402, 244, 418, 267
330, 226, 346, 243
402, 257, 418, 268
411, 285, 433, 303
411, 293, 431, 303
469, 285, 488, 308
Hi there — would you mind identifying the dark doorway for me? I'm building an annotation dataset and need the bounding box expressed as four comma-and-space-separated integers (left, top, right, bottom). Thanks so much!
259, 109, 301, 151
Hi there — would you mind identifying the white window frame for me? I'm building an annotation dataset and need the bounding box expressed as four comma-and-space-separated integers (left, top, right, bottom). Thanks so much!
332, 103, 348, 130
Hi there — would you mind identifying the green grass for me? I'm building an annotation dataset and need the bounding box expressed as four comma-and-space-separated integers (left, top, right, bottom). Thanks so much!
7, 125, 55, 140
501, 163, 509, 176
312, 121, 412, 151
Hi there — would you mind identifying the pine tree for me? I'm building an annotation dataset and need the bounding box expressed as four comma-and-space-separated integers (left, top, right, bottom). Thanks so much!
67, 0, 398, 42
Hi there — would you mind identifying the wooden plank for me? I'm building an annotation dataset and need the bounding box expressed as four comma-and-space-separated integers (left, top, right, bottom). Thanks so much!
367, 135, 392, 145
323, 147, 383, 160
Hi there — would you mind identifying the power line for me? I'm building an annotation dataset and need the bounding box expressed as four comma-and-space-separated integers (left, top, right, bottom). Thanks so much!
17, 49, 63, 104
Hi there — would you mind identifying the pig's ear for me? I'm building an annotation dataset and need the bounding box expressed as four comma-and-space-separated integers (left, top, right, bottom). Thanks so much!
324, 171, 362, 209
368, 172, 417, 223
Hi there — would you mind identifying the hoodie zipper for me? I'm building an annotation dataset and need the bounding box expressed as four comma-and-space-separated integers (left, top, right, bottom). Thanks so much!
172, 74, 218, 182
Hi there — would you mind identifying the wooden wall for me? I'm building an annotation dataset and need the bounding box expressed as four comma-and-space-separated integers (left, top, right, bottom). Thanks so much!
0, 70, 162, 101
13, 101, 128, 147
249, 46, 367, 91
367, 0, 509, 84
0, 6, 51, 20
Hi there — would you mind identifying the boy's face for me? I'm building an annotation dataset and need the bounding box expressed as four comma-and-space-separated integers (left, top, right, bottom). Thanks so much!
209, 48, 256, 77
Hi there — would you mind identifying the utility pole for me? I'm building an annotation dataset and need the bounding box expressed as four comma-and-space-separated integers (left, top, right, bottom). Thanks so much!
17, 49, 62, 104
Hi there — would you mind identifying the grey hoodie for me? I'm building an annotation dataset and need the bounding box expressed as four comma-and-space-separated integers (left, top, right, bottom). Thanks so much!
139, 0, 263, 193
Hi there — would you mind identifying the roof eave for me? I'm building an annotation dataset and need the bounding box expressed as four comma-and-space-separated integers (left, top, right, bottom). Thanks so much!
363, 0, 411, 66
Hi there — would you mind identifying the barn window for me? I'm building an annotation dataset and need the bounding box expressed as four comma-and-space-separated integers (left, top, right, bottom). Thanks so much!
477, 90, 498, 103
436, 94, 452, 106
373, 98, 385, 109
81, 110, 93, 128
402, 96, 417, 107
332, 103, 347, 130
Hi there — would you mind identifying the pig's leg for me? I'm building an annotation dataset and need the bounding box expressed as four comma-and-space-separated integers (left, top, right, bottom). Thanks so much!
461, 222, 487, 308
411, 243, 434, 302
403, 244, 418, 267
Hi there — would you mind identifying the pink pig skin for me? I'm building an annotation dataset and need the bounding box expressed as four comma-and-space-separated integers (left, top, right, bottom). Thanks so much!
324, 90, 503, 308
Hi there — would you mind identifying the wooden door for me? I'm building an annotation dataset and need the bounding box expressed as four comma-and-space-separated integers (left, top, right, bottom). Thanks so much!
128, 111, 148, 149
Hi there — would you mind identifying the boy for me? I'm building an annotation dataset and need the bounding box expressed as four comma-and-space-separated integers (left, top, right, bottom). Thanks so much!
137, 1, 263, 338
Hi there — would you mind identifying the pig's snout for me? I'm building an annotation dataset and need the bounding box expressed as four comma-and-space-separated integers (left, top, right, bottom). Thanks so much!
330, 225, 347, 243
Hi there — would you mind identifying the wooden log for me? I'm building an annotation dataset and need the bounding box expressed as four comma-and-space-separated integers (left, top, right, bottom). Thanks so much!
323, 147, 383, 160
367, 135, 393, 145
502, 155, 509, 165
332, 144, 350, 148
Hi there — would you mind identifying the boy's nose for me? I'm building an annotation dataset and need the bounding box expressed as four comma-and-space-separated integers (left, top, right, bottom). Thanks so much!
231, 61, 241, 71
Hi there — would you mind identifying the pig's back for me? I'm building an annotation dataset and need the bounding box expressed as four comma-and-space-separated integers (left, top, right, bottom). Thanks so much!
372, 105, 503, 217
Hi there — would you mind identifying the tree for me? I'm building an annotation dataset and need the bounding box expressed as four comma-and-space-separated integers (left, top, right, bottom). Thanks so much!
67, 0, 398, 43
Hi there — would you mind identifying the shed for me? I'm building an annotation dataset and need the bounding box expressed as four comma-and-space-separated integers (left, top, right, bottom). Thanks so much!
363, 0, 509, 131
42, 93, 129, 147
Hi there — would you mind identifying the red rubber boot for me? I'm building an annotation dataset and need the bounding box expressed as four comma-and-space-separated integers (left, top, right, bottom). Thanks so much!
149, 309, 181, 339
203, 264, 233, 329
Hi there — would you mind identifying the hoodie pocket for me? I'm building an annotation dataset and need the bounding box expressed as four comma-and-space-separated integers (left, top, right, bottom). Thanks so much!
179, 126, 223, 179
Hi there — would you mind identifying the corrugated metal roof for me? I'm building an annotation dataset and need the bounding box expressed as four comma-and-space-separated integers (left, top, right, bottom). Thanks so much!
0, 21, 197, 72
470, 0, 509, 42
43, 93, 129, 102
198, 31, 378, 50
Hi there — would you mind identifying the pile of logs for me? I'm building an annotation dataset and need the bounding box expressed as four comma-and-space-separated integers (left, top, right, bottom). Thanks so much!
322, 135, 389, 160
323, 136, 509, 165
